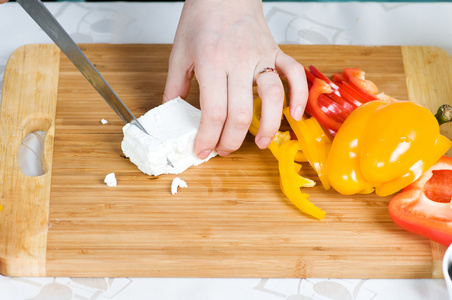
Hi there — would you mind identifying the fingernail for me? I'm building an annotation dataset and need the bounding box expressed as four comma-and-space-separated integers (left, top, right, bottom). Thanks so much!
256, 137, 272, 149
293, 106, 303, 121
216, 150, 230, 157
198, 150, 212, 159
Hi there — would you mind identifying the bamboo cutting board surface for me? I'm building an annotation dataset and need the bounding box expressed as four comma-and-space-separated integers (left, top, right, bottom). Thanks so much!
1, 44, 452, 278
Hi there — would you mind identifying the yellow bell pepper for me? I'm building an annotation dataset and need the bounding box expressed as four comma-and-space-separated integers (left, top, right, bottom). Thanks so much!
327, 100, 452, 196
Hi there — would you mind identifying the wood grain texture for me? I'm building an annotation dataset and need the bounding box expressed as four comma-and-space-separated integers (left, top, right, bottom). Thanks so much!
1, 44, 451, 278
0, 44, 60, 276
402, 46, 452, 157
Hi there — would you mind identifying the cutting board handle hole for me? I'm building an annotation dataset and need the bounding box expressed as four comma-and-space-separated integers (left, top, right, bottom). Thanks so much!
18, 115, 53, 177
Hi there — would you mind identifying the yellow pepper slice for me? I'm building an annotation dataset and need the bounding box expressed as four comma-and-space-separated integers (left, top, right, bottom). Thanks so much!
279, 140, 325, 219
248, 97, 262, 137
327, 100, 452, 196
249, 96, 307, 162
248, 97, 320, 217
267, 131, 290, 160
283, 107, 332, 190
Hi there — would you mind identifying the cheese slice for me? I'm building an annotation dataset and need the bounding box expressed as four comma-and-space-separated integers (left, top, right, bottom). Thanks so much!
121, 97, 216, 176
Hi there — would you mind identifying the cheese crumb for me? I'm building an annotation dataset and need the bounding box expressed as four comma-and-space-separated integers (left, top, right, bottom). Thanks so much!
171, 177, 188, 195
104, 173, 117, 187
101, 119, 108, 124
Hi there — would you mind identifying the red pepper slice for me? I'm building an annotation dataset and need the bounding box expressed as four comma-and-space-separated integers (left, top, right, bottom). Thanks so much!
317, 94, 347, 122
388, 156, 452, 246
305, 78, 342, 134
304, 67, 317, 85
343, 68, 379, 101
305, 65, 381, 134
331, 89, 362, 109
309, 65, 339, 90
329, 91, 356, 113
310, 65, 367, 108
314, 101, 344, 123
339, 81, 371, 104
332, 73, 346, 83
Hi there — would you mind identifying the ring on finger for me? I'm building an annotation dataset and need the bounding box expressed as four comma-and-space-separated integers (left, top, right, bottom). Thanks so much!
255, 67, 279, 83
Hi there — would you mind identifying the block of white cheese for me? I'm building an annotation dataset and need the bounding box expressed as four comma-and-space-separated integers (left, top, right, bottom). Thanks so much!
121, 97, 217, 176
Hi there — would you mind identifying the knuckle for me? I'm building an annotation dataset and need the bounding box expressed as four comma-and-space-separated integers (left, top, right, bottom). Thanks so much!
232, 109, 252, 130
262, 82, 284, 102
263, 119, 282, 133
204, 105, 227, 126
288, 61, 305, 75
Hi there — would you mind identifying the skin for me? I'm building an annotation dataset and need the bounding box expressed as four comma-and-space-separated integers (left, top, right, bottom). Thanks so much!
164, 0, 308, 159
3, 0, 309, 158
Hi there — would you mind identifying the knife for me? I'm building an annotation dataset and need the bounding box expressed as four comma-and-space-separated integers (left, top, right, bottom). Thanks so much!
17, 0, 174, 168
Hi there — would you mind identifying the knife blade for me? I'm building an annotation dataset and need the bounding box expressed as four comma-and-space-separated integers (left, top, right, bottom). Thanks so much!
17, 0, 174, 168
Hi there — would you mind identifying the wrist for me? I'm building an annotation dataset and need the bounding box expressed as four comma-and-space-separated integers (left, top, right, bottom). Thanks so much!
184, 0, 263, 12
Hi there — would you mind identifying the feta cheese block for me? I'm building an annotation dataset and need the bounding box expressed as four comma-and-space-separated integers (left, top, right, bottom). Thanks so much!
121, 97, 217, 176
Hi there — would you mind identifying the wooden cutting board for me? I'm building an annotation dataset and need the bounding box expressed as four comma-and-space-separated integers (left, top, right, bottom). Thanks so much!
1, 44, 452, 278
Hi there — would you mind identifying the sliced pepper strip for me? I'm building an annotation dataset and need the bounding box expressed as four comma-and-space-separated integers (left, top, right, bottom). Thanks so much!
305, 78, 342, 133
343, 68, 379, 99
279, 140, 324, 219
284, 107, 332, 190
268, 131, 294, 163
248, 96, 262, 137
249, 97, 307, 163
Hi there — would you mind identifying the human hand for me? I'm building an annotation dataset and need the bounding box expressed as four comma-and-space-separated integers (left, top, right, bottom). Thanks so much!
0, 0, 9, 4
163, 0, 308, 159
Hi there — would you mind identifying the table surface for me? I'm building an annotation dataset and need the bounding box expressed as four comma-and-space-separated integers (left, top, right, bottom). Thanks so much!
1, 1, 451, 300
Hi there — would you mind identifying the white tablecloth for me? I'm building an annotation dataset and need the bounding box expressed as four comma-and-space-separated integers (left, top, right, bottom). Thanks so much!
1, 2, 451, 299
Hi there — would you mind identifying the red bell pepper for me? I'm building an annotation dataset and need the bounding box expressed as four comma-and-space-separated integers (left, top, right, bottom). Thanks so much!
388, 156, 452, 246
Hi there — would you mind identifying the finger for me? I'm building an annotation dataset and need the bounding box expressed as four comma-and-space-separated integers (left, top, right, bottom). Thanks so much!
162, 49, 194, 103
255, 68, 285, 149
215, 73, 253, 156
275, 52, 308, 121
194, 69, 228, 159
